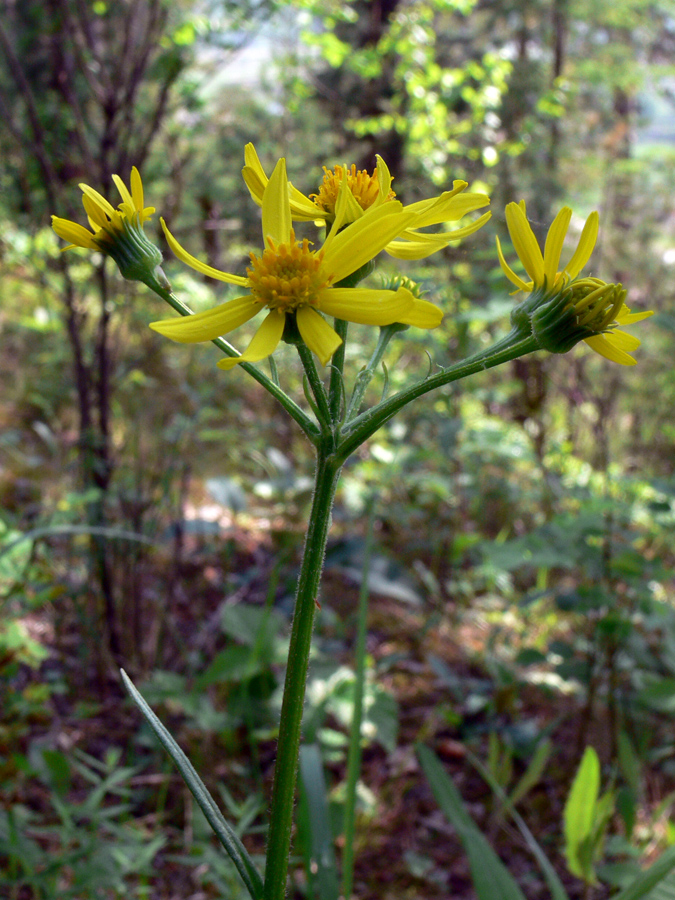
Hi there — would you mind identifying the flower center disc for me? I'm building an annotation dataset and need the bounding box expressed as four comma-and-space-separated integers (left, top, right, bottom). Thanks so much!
310, 164, 395, 216
247, 233, 331, 312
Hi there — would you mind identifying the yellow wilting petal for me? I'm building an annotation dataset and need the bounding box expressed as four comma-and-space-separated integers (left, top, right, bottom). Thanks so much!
242, 169, 266, 208
262, 158, 292, 245
565, 212, 599, 279
218, 309, 286, 369
397, 298, 443, 329
82, 194, 111, 230
505, 202, 545, 286
296, 306, 343, 365
149, 295, 260, 342
317, 287, 413, 325
51, 216, 98, 250
243, 143, 325, 221
288, 181, 328, 221
322, 202, 416, 282
243, 143, 268, 205
543, 207, 572, 285
160, 219, 248, 286
496, 235, 531, 292
583, 333, 637, 365
79, 183, 117, 219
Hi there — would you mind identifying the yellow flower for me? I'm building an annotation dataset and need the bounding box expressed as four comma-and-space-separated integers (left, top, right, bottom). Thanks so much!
242, 143, 491, 260
497, 201, 652, 365
150, 158, 443, 370
51, 168, 165, 287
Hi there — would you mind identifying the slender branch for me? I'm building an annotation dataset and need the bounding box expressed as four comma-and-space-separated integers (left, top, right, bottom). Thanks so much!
148, 283, 320, 442
328, 318, 348, 422
296, 343, 332, 431
344, 323, 402, 423
337, 331, 540, 463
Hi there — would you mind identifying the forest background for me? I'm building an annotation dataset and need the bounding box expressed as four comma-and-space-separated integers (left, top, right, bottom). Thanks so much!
1, 0, 675, 897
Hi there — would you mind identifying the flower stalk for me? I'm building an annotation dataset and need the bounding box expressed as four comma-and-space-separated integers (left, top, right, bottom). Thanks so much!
263, 451, 342, 900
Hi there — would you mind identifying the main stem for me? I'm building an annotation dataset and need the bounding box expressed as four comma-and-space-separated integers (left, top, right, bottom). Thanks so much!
263, 449, 341, 900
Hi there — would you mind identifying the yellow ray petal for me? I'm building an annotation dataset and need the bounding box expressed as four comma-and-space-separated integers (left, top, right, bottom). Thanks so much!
160, 219, 248, 285
604, 329, 641, 351
130, 167, 144, 213
388, 212, 492, 259
149, 295, 260, 343
583, 333, 637, 365
317, 287, 413, 325
296, 306, 343, 365
325, 178, 358, 241
322, 202, 416, 282
505, 202, 545, 285
51, 216, 98, 249
397, 298, 443, 329
112, 174, 134, 211
79, 183, 117, 219
616, 307, 653, 325
565, 211, 599, 279
218, 309, 286, 369
496, 235, 531, 292
375, 154, 393, 202
262, 158, 292, 245
543, 206, 572, 285
402, 181, 467, 220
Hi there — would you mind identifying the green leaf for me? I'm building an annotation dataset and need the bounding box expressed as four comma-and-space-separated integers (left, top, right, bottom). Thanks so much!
120, 669, 263, 900
417, 745, 528, 900
563, 746, 600, 881
613, 846, 675, 900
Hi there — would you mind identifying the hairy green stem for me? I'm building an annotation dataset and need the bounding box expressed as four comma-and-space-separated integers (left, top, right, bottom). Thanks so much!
263, 451, 342, 900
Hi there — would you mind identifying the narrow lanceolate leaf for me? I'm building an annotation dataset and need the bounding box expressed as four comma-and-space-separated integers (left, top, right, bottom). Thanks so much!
417, 745, 528, 900
120, 669, 264, 900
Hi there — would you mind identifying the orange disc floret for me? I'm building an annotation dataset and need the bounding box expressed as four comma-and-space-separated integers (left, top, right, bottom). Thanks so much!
310, 164, 395, 216
246, 231, 332, 312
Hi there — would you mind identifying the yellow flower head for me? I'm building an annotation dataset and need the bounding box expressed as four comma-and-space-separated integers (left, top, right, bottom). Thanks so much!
150, 158, 443, 370
51, 168, 166, 287
242, 143, 491, 260
310, 162, 396, 217
498, 201, 652, 365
